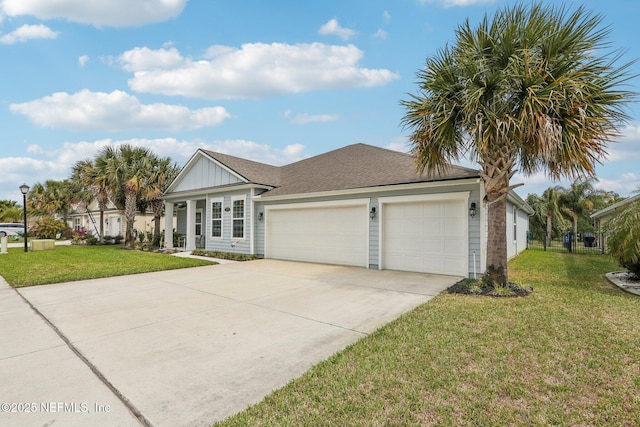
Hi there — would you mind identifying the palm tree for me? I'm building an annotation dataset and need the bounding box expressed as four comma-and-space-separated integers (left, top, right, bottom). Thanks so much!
0, 200, 21, 222
401, 3, 634, 285
27, 180, 76, 222
96, 145, 157, 249
541, 187, 568, 245
527, 186, 568, 246
72, 159, 112, 239
559, 178, 598, 246
142, 157, 179, 247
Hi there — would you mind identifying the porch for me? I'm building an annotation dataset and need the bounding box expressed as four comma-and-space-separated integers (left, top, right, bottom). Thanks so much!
164, 200, 206, 251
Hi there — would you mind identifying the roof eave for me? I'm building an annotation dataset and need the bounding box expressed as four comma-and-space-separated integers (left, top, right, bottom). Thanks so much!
252, 177, 482, 202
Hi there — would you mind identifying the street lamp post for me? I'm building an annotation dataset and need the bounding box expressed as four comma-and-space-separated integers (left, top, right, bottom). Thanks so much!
19, 184, 29, 253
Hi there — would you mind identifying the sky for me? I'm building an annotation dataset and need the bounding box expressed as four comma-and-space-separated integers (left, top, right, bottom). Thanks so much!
1, 0, 639, 204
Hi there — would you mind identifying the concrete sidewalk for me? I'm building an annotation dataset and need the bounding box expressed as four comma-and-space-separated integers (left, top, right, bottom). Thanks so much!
0, 277, 142, 426
2, 260, 457, 426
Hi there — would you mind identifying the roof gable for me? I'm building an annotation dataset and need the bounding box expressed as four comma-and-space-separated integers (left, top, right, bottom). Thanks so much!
202, 150, 281, 186
166, 150, 248, 194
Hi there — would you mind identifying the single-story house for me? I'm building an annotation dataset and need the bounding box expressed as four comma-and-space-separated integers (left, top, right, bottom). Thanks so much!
591, 193, 640, 225
591, 193, 640, 249
163, 143, 533, 277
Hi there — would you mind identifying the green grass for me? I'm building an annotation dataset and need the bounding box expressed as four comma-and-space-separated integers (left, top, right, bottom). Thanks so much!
0, 245, 213, 287
216, 250, 640, 426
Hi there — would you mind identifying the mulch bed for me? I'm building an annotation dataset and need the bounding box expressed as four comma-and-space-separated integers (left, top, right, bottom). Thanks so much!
447, 280, 533, 297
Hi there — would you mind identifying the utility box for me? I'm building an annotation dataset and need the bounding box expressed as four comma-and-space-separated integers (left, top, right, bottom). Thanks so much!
31, 239, 55, 251
1, 236, 7, 254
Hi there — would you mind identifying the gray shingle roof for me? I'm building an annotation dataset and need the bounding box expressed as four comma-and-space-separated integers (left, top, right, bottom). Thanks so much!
203, 150, 282, 187
204, 143, 480, 197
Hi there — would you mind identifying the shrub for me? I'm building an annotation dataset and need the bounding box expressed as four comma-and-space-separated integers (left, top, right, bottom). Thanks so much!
191, 249, 258, 261
30, 216, 73, 239
86, 235, 99, 245
605, 199, 640, 277
114, 235, 123, 244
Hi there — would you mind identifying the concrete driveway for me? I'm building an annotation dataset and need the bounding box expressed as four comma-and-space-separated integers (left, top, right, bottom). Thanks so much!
2, 260, 458, 426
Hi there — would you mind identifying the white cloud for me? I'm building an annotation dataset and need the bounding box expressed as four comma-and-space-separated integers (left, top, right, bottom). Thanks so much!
207, 140, 307, 166
386, 137, 410, 154
1, 138, 309, 198
78, 54, 89, 66
284, 111, 339, 125
118, 46, 185, 72
606, 123, 640, 162
418, 0, 496, 7
0, 24, 58, 44
10, 89, 231, 131
124, 43, 399, 100
0, 156, 70, 202
0, 0, 187, 28
373, 29, 388, 40
594, 174, 640, 197
318, 18, 356, 40
382, 10, 391, 22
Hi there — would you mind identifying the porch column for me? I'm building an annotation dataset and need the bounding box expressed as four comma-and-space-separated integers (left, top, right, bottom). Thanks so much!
185, 200, 197, 251
164, 202, 174, 249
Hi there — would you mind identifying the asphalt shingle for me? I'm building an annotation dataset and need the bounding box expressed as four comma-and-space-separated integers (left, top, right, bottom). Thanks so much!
203, 143, 480, 197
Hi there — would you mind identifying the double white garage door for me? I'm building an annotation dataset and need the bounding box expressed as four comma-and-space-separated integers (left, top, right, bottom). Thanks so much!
265, 195, 468, 276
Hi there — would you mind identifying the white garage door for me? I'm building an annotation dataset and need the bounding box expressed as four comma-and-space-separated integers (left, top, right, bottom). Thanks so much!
382, 198, 467, 276
266, 202, 368, 267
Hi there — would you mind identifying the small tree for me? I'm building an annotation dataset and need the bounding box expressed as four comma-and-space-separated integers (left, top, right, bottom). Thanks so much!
605, 196, 640, 277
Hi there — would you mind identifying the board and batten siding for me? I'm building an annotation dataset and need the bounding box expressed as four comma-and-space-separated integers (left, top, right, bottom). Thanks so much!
172, 156, 244, 193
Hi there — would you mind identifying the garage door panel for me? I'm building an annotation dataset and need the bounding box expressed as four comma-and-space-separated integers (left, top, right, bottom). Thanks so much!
383, 199, 467, 276
266, 204, 367, 267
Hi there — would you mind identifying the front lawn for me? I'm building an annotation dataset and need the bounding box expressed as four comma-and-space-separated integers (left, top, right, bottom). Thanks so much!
0, 245, 213, 287
217, 250, 640, 426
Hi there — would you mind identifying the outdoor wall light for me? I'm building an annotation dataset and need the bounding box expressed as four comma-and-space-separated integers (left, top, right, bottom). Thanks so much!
369, 206, 377, 219
469, 202, 477, 218
258, 212, 264, 221
19, 183, 29, 253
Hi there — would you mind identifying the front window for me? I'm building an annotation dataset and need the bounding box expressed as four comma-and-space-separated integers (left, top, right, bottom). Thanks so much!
232, 199, 245, 239
195, 210, 203, 235
211, 200, 222, 238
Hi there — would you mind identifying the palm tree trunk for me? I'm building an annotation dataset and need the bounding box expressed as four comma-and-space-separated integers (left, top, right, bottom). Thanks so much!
124, 190, 137, 249
546, 209, 553, 246
479, 143, 515, 287
151, 200, 163, 247
485, 193, 509, 286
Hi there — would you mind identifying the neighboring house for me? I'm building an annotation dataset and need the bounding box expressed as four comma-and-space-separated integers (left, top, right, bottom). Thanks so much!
162, 143, 533, 278
68, 199, 176, 239
591, 193, 640, 225
591, 193, 640, 248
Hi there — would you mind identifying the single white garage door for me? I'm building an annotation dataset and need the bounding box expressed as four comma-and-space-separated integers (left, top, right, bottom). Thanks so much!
266, 202, 368, 267
382, 198, 467, 276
